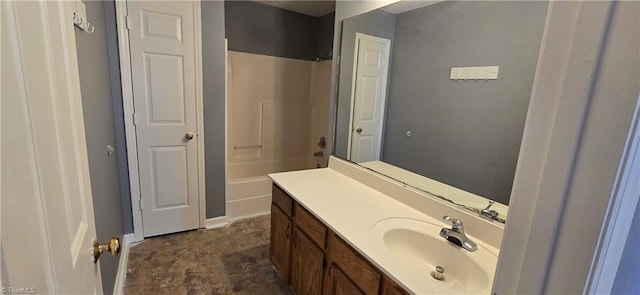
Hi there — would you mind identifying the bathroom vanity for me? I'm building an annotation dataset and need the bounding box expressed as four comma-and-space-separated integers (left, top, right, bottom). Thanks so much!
268, 157, 504, 294
270, 184, 403, 295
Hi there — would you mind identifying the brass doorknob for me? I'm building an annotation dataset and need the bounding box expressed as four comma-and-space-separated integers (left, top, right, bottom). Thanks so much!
356, 128, 363, 133
92, 237, 120, 263
185, 132, 194, 140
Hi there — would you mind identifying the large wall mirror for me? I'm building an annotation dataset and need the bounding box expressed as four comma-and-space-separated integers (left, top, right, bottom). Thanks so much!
333, 0, 549, 223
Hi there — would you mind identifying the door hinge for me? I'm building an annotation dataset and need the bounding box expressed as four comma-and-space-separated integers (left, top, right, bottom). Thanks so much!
138, 198, 143, 210
125, 15, 131, 30
132, 112, 138, 125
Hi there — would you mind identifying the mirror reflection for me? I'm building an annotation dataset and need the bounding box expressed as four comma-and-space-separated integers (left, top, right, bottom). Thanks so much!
334, 0, 549, 222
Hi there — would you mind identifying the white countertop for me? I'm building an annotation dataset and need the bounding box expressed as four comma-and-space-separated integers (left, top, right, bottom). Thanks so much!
269, 166, 499, 294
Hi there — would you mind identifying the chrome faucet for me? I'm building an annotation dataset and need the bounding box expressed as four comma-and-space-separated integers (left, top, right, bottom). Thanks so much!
481, 201, 499, 219
480, 200, 506, 223
439, 216, 477, 252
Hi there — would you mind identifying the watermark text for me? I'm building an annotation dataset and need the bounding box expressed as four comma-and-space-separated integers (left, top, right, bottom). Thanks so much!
1, 287, 37, 294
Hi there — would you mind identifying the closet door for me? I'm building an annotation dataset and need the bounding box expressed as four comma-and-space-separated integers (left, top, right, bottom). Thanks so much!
127, 1, 202, 237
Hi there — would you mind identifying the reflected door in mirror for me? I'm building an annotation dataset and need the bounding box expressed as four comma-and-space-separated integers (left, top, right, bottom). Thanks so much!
348, 33, 391, 163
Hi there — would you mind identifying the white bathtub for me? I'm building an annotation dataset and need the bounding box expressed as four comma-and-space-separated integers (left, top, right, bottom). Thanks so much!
225, 158, 315, 221
226, 175, 273, 221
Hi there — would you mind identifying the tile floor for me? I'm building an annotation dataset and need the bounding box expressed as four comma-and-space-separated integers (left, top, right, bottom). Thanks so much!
124, 215, 290, 295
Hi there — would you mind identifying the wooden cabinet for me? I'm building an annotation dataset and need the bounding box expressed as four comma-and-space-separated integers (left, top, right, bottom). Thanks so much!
326, 232, 381, 295
269, 204, 292, 281
290, 228, 325, 295
381, 276, 410, 295
323, 264, 365, 295
294, 203, 327, 248
270, 184, 409, 295
272, 185, 293, 217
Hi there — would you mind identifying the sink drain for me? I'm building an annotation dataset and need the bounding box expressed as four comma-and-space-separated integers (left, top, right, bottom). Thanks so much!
431, 265, 445, 281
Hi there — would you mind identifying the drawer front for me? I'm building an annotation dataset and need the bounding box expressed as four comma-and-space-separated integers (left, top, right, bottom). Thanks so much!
328, 233, 381, 295
295, 203, 327, 249
272, 184, 293, 217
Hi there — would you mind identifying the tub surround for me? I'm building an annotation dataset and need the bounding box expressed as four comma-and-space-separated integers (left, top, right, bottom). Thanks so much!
226, 51, 332, 222
269, 156, 504, 294
227, 51, 331, 176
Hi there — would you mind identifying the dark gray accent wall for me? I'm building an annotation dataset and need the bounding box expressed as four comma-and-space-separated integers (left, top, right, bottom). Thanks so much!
202, 1, 227, 218
381, 1, 548, 204
74, 1, 124, 293
225, 1, 319, 61
334, 9, 396, 158
225, 1, 334, 61
317, 12, 336, 59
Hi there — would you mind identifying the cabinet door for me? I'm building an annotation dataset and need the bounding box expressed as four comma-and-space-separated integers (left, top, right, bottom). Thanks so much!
323, 264, 365, 295
270, 204, 292, 281
291, 228, 325, 295
381, 276, 409, 295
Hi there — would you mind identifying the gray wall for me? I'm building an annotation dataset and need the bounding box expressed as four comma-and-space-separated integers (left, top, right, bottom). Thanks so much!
317, 12, 336, 59
334, 9, 396, 158
104, 1, 134, 234
381, 1, 548, 204
225, 1, 334, 61
225, 1, 318, 61
202, 1, 227, 218
74, 1, 124, 293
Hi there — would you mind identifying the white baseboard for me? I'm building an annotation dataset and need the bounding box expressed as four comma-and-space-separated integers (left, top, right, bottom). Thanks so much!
226, 194, 271, 221
205, 215, 230, 229
231, 210, 271, 222
113, 233, 134, 295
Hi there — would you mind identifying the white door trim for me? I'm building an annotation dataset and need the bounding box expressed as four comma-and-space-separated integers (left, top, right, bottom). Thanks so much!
494, 1, 639, 293
115, 0, 205, 242
224, 38, 230, 218
346, 32, 391, 161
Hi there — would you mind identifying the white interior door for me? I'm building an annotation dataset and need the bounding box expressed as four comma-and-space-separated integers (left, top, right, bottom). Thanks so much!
348, 33, 391, 163
2, 1, 101, 293
127, 1, 201, 237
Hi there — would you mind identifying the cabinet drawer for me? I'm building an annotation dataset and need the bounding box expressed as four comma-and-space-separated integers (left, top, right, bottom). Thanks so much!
295, 203, 327, 249
272, 185, 293, 217
327, 233, 381, 295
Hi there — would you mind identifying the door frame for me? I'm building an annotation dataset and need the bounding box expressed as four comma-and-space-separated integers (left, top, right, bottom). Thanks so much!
115, 0, 206, 242
346, 32, 391, 161
493, 1, 640, 293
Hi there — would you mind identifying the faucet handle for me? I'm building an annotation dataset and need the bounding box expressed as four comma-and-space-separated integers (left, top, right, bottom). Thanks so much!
483, 200, 495, 210
442, 215, 462, 227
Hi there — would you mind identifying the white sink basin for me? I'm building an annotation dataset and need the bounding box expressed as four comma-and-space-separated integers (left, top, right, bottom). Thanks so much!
373, 218, 498, 294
